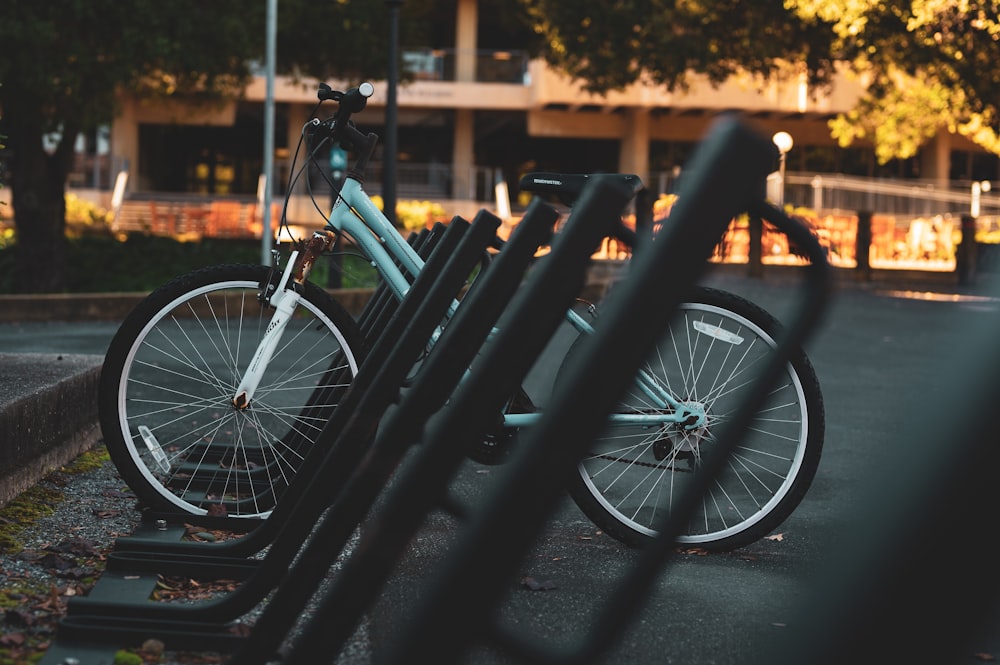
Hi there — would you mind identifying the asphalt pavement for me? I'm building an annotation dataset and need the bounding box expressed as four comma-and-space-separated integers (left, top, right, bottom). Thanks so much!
364, 269, 1000, 665
3, 268, 1000, 663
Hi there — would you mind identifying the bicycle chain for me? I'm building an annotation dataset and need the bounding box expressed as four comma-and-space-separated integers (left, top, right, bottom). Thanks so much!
591, 452, 693, 473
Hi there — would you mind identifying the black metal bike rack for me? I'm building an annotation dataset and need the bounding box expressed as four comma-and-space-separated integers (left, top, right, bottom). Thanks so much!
747, 270, 1000, 665
42, 210, 496, 654
41, 196, 569, 663
283, 116, 832, 665
41, 116, 837, 665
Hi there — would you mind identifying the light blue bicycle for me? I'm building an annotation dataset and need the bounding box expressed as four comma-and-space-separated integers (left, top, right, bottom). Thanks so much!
99, 82, 824, 551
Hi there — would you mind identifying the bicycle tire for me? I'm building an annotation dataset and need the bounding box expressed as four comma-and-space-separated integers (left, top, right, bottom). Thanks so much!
560, 286, 824, 551
99, 264, 364, 519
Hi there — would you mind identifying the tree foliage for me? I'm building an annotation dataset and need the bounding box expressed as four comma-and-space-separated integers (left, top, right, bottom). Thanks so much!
0, 0, 432, 293
273, 0, 435, 82
523, 0, 1000, 164
788, 0, 1000, 162
519, 0, 838, 94
0, 1, 265, 292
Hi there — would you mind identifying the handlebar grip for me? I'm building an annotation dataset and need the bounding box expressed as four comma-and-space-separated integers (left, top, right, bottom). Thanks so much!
317, 82, 374, 111
341, 82, 374, 114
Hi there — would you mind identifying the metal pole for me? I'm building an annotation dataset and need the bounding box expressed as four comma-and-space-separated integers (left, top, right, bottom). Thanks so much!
261, 0, 277, 265
384, 0, 402, 225
772, 131, 793, 208
777, 152, 786, 207
971, 181, 984, 218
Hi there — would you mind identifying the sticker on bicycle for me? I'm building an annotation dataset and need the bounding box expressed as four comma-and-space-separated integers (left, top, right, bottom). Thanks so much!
138, 425, 171, 474
692, 320, 744, 345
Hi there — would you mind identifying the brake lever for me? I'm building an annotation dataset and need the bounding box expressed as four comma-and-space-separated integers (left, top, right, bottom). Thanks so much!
317, 82, 343, 102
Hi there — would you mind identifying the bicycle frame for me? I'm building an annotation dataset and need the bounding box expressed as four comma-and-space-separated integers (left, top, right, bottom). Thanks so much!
326, 177, 701, 430
232, 140, 703, 433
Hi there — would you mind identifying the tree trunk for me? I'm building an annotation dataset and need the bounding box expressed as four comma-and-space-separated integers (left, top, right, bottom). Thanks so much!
7, 115, 77, 293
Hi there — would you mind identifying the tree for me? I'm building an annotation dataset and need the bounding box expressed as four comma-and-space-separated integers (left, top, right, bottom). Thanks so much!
270, 0, 434, 82
521, 0, 1000, 165
788, 0, 1000, 163
518, 0, 838, 94
0, 0, 433, 293
0, 1, 266, 292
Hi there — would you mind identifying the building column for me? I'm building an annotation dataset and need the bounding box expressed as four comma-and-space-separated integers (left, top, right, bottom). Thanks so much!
455, 0, 478, 82
920, 132, 951, 186
618, 107, 650, 186
452, 108, 475, 200
282, 103, 315, 225
451, 0, 478, 200
285, 104, 312, 194
110, 96, 140, 190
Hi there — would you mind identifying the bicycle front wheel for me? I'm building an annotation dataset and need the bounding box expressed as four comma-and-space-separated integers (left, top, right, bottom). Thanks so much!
562, 286, 824, 551
99, 264, 364, 519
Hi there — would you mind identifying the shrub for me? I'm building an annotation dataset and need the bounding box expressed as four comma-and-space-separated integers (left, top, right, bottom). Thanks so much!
369, 195, 450, 233
65, 193, 114, 237
0, 232, 380, 294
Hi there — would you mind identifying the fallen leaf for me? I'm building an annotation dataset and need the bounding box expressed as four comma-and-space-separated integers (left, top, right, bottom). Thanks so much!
45, 537, 101, 557
229, 623, 253, 637
92, 509, 122, 519
190, 531, 217, 542
520, 576, 557, 591
677, 547, 710, 556
102, 487, 135, 499
206, 504, 228, 517
3, 608, 35, 627
764, 533, 784, 542
141, 638, 166, 656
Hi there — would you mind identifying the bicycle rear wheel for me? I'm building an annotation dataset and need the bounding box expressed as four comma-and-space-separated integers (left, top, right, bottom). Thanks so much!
562, 286, 824, 551
99, 264, 364, 519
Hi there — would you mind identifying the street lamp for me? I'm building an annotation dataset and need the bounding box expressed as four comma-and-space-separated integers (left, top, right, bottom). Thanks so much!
384, 0, 403, 225
772, 131, 794, 207
971, 180, 991, 218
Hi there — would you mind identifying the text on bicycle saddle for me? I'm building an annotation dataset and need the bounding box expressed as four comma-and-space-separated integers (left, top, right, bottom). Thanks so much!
519, 172, 643, 207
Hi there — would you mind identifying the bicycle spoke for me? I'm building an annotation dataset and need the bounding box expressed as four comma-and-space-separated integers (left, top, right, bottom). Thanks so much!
102, 268, 363, 518
566, 289, 822, 551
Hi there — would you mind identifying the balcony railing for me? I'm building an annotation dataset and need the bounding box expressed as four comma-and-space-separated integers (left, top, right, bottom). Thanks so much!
784, 173, 1000, 218
402, 48, 531, 84
63, 156, 1000, 275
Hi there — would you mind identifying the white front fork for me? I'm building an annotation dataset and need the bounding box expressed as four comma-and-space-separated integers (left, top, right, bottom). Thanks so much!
232, 251, 302, 409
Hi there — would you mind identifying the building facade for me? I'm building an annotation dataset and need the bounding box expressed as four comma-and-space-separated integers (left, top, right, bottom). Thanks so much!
100, 0, 996, 220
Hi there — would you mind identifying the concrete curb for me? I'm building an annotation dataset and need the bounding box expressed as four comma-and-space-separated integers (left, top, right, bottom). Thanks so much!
0, 288, 377, 323
0, 353, 104, 508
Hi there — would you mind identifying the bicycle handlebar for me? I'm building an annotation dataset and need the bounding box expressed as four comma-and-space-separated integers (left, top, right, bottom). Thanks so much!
312, 83, 638, 249
313, 82, 379, 172
317, 81, 374, 113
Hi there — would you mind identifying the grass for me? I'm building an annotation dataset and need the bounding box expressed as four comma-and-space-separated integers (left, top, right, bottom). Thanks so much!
0, 447, 112, 555
0, 486, 63, 555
